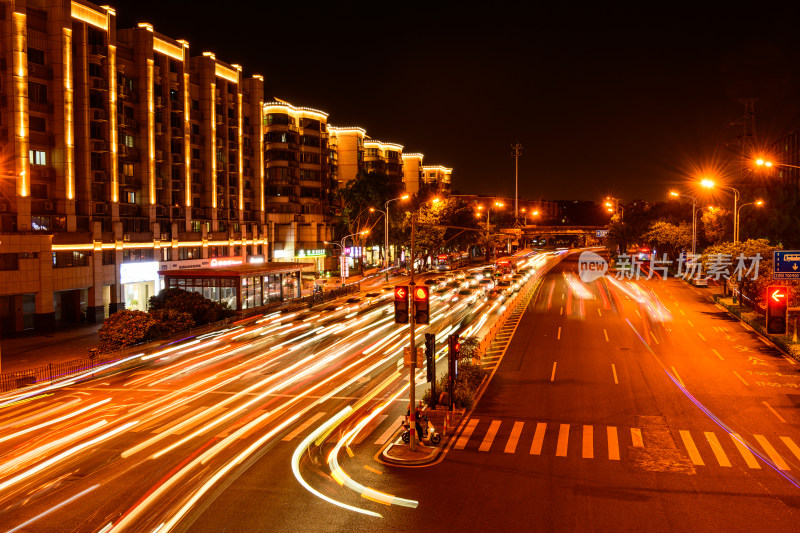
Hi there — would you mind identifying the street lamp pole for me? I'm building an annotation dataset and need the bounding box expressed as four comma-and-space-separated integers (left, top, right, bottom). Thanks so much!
736, 200, 763, 242
511, 143, 523, 222
339, 231, 367, 286
407, 214, 418, 451
383, 195, 409, 282
670, 191, 697, 257
701, 180, 740, 243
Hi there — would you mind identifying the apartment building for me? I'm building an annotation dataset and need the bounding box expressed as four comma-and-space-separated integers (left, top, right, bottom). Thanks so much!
262, 100, 336, 272
327, 126, 364, 187
363, 139, 404, 189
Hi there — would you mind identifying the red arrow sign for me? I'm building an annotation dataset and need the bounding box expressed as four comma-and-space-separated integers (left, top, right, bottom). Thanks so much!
772, 289, 786, 303
394, 286, 407, 300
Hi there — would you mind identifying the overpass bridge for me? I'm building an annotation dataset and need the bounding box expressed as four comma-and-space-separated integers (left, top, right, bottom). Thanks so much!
500, 226, 607, 247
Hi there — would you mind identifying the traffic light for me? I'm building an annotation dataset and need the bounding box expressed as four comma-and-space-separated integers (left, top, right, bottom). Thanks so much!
766, 285, 789, 335
425, 333, 436, 383
448, 334, 460, 378
414, 285, 430, 325
394, 285, 409, 324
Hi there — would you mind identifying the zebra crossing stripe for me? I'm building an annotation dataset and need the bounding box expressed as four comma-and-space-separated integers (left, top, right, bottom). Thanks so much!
731, 433, 761, 469
455, 419, 480, 450
530, 422, 546, 455
680, 430, 704, 465
631, 428, 644, 447
556, 424, 570, 457
583, 425, 593, 458
479, 420, 502, 452
704, 431, 731, 467
754, 435, 790, 471
607, 426, 620, 460
504, 421, 524, 454
780, 436, 800, 462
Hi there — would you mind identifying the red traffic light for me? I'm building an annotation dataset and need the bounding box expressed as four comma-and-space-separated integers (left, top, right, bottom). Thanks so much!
394, 286, 408, 300
771, 288, 787, 303
414, 286, 429, 301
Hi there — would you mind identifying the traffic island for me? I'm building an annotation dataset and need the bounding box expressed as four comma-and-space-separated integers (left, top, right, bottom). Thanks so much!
381, 441, 440, 466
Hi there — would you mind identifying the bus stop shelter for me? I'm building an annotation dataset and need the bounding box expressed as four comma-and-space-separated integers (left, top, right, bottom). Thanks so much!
158, 262, 314, 311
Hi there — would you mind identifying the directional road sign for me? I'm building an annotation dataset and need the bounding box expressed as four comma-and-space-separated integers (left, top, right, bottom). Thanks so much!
773, 251, 800, 280
596, 229, 609, 238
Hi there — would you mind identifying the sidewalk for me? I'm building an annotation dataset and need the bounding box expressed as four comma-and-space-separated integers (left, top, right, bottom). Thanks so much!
0, 323, 102, 374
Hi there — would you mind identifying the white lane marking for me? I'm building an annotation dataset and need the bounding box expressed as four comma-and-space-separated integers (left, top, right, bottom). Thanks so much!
698, 332, 706, 341
454, 418, 479, 450
705, 432, 731, 467
762, 401, 786, 423
687, 320, 695, 327
671, 366, 685, 387
732, 371, 749, 386
560, 307, 563, 316
556, 424, 570, 457
479, 420, 502, 452
550, 362, 557, 382
352, 414, 388, 445
598, 308, 602, 317
611, 364, 618, 384
504, 421, 524, 454
375, 416, 405, 445
679, 430, 704, 465
604, 329, 609, 342
650, 331, 659, 344
679, 309, 686, 316
712, 348, 724, 360
635, 309, 641, 318
530, 423, 546, 455
557, 326, 561, 340
583, 425, 593, 459
731, 433, 761, 469
607, 426, 620, 460
754, 434, 790, 471
631, 428, 644, 447
282, 412, 326, 441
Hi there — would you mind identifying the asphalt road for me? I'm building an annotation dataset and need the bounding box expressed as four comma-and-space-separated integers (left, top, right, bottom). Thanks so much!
0, 250, 546, 532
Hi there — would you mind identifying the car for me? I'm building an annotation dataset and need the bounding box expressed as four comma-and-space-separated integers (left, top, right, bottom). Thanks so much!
692, 276, 708, 287
496, 280, 511, 288
458, 288, 478, 305
464, 274, 479, 286
436, 276, 447, 284
424, 279, 439, 287
482, 268, 495, 279
345, 297, 363, 304
478, 278, 494, 292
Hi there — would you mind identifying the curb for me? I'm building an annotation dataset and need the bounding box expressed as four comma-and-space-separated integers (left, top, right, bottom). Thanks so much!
380, 442, 441, 466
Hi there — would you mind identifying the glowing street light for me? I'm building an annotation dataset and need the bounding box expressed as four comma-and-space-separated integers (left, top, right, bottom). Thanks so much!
701, 179, 741, 242
737, 199, 764, 241
375, 194, 410, 282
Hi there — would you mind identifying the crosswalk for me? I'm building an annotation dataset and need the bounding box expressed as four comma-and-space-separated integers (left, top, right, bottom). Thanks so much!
449, 417, 800, 472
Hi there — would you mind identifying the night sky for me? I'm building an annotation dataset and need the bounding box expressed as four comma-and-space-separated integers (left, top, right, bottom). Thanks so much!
111, 1, 800, 202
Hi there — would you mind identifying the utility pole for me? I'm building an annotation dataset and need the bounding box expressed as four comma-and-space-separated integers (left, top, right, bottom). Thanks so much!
407, 214, 418, 451
511, 142, 523, 223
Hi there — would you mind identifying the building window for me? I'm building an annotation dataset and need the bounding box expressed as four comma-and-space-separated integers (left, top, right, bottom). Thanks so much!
29, 149, 47, 166
29, 82, 47, 104
124, 134, 135, 148
29, 116, 46, 132
123, 162, 134, 176
53, 251, 89, 268
122, 248, 154, 262
30, 184, 47, 199
102, 250, 116, 265
0, 253, 19, 271
124, 191, 136, 204
28, 47, 45, 65
179, 246, 201, 260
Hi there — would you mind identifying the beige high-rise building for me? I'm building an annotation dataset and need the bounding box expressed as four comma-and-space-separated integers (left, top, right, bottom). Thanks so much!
327, 126, 365, 187
402, 153, 424, 194
363, 139, 404, 189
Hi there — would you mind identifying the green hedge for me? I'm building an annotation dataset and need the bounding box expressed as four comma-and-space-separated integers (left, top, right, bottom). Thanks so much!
713, 295, 800, 362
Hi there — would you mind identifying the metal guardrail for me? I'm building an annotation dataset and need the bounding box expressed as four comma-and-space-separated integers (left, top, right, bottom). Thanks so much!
304, 282, 361, 309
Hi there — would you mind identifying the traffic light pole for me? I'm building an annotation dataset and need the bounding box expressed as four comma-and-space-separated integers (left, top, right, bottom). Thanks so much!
408, 214, 417, 451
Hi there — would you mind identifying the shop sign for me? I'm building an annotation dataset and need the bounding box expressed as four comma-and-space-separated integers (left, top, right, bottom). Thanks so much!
248, 255, 265, 264
210, 257, 244, 267
120, 261, 159, 284
296, 249, 326, 258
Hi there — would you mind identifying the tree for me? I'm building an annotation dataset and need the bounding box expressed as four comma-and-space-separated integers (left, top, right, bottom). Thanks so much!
97, 310, 158, 353
149, 309, 195, 336
641, 220, 692, 260
700, 208, 731, 245
148, 288, 235, 326
338, 171, 398, 274
604, 217, 640, 257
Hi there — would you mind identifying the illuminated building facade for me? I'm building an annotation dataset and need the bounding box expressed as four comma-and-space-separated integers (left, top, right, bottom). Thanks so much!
0, 0, 453, 333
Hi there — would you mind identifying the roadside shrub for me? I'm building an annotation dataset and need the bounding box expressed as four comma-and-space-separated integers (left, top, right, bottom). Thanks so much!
459, 337, 481, 361
424, 358, 487, 410
148, 288, 235, 326
149, 308, 195, 336
98, 310, 157, 353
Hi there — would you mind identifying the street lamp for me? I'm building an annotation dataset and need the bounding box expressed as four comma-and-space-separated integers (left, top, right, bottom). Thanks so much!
670, 190, 698, 257
379, 194, 410, 282
605, 196, 623, 219
755, 158, 800, 170
339, 230, 369, 286
701, 179, 741, 243
736, 199, 764, 241
477, 200, 504, 261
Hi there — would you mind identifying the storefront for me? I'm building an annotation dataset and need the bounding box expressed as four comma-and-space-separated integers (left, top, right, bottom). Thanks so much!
295, 248, 327, 273
120, 261, 160, 311
159, 262, 313, 311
